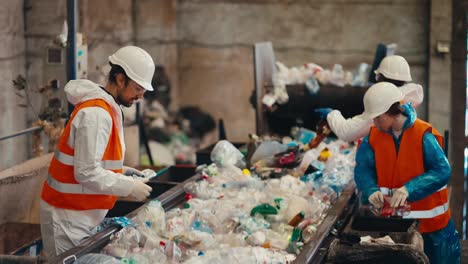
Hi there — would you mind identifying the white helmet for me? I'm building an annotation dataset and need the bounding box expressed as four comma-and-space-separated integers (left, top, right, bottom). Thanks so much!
375, 55, 412, 82
363, 82, 404, 119
109, 46, 155, 91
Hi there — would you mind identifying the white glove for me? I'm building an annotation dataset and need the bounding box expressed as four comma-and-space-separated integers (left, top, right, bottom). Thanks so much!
390, 186, 408, 207
123, 167, 144, 177
129, 178, 152, 201
368, 191, 384, 208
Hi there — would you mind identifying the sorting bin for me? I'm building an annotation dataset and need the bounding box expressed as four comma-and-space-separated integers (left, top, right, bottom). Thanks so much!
106, 165, 196, 217
152, 165, 196, 183
326, 209, 428, 264
106, 182, 178, 217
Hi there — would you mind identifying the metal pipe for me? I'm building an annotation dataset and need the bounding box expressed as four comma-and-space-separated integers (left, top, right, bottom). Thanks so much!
0, 126, 42, 142
66, 0, 77, 114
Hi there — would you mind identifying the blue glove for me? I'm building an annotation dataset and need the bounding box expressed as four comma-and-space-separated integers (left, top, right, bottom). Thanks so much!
314, 108, 333, 119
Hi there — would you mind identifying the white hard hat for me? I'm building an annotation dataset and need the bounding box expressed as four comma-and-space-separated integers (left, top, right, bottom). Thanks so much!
109, 46, 155, 91
363, 82, 404, 119
375, 55, 412, 82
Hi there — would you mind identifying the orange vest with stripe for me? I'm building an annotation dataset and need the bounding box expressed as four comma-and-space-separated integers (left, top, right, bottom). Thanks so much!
41, 99, 123, 210
369, 119, 450, 233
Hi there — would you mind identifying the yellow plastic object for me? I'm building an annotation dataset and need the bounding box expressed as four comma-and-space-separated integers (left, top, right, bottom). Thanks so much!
318, 148, 332, 161
242, 168, 251, 176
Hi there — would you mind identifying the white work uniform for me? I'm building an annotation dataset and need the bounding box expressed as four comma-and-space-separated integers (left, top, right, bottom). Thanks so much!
327, 83, 423, 142
40, 80, 138, 258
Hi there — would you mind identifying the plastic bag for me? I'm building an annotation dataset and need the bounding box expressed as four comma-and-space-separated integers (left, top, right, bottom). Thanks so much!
251, 140, 288, 164
210, 140, 245, 168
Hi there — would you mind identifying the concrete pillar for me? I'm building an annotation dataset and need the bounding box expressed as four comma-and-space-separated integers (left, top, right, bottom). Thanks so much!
0, 0, 28, 170
428, 0, 452, 137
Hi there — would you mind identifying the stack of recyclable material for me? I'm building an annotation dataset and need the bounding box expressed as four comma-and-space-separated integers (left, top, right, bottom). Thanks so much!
97, 138, 356, 262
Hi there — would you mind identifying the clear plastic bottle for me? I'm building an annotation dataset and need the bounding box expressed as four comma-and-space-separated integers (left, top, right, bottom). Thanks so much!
221, 180, 264, 189
330, 64, 345, 87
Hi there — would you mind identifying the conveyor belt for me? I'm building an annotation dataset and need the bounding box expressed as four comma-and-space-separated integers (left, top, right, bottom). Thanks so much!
50, 175, 357, 264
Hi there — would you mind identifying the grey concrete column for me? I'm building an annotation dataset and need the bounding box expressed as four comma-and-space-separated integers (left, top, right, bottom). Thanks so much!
428, 0, 452, 140
0, 0, 28, 170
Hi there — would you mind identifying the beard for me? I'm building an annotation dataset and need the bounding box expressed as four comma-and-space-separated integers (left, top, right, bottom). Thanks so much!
117, 94, 137, 107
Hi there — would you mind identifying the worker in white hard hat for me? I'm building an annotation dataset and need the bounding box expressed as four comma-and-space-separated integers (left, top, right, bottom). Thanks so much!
40, 46, 155, 258
315, 55, 424, 142
354, 82, 460, 264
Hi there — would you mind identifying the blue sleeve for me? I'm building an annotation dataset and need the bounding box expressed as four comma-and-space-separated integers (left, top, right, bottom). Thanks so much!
404, 132, 451, 202
354, 135, 380, 204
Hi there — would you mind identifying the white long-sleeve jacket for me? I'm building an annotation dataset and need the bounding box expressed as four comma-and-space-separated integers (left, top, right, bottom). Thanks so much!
41, 80, 138, 257
326, 83, 423, 142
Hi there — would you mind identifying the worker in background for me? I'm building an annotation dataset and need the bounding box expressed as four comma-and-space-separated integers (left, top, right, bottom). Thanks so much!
354, 82, 460, 263
40, 46, 155, 258
316, 55, 423, 142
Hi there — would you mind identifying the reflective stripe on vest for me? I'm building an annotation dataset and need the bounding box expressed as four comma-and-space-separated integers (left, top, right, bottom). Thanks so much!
404, 202, 449, 219
46, 174, 102, 195
54, 149, 123, 170
380, 185, 447, 196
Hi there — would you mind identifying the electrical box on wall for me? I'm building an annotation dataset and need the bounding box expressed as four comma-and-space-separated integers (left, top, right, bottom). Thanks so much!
43, 33, 87, 115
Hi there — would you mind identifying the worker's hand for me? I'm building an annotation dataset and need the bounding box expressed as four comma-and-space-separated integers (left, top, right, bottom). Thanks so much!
314, 108, 333, 119
390, 186, 408, 207
123, 167, 144, 177
368, 191, 384, 208
129, 178, 152, 201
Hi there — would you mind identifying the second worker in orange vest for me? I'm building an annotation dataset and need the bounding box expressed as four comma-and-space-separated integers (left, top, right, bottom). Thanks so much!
354, 82, 460, 264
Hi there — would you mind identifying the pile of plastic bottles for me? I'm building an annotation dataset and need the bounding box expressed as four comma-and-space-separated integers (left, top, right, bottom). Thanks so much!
77, 136, 356, 263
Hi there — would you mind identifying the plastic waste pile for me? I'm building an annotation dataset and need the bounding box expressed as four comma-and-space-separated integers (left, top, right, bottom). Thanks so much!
78, 135, 356, 263
262, 61, 371, 108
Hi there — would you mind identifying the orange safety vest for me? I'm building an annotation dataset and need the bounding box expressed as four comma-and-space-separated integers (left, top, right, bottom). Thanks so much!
369, 119, 450, 233
41, 99, 123, 210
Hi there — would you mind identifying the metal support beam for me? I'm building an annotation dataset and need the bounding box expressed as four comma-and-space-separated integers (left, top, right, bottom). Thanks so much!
66, 0, 77, 114
0, 126, 43, 142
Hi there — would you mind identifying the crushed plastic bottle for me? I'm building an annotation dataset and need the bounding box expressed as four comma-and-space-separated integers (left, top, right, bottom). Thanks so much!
306, 120, 331, 150
190, 219, 213, 234
368, 195, 411, 218
221, 180, 264, 189
330, 64, 345, 87
292, 127, 316, 145
305, 77, 320, 95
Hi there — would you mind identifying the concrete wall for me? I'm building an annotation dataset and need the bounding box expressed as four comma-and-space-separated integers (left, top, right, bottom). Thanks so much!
2, 0, 432, 168
136, 0, 179, 110
0, 0, 28, 171
176, 0, 429, 142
